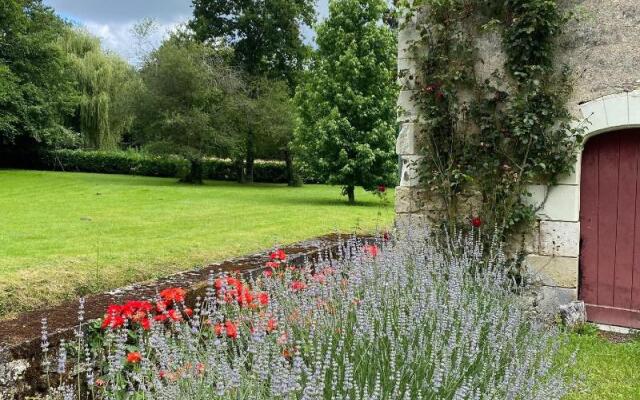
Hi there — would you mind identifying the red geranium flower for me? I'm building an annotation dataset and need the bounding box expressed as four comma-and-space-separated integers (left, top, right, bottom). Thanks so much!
214, 320, 238, 339
471, 217, 482, 228
290, 281, 307, 292
364, 244, 379, 257
184, 307, 193, 317
267, 318, 278, 333
160, 288, 186, 304
263, 269, 273, 278
269, 249, 287, 261
140, 318, 151, 330
127, 352, 142, 364
101, 313, 125, 330
265, 261, 280, 268
258, 292, 269, 305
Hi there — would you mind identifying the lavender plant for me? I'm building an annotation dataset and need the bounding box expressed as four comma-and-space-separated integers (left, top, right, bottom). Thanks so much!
44, 225, 570, 399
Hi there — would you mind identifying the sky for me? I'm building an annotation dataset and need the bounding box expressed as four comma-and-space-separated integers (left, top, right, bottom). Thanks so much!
43, 0, 330, 64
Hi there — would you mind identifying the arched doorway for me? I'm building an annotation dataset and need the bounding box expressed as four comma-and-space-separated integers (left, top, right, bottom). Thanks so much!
580, 128, 640, 328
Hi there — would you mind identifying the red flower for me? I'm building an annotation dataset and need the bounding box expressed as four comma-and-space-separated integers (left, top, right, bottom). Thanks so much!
265, 261, 280, 268
269, 249, 287, 261
167, 309, 182, 322
290, 281, 307, 292
383, 231, 390, 241
101, 314, 125, 330
364, 244, 379, 257
140, 318, 151, 330
377, 184, 386, 193
471, 217, 482, 228
263, 269, 273, 278
267, 318, 278, 333
154, 314, 168, 323
214, 320, 238, 339
258, 292, 269, 305
160, 288, 186, 304
184, 307, 193, 317
127, 352, 142, 364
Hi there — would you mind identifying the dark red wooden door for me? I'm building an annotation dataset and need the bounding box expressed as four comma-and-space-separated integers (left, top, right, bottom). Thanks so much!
580, 129, 640, 328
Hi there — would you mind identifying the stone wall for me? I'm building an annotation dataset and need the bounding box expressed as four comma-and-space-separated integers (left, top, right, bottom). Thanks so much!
396, 0, 640, 317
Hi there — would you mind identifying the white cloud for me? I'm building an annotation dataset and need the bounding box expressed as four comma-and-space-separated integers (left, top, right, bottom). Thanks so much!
82, 17, 188, 64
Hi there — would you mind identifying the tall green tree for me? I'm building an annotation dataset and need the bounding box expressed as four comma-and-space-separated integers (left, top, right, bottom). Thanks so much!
133, 36, 246, 183
60, 28, 138, 150
0, 0, 78, 149
189, 0, 315, 184
294, 0, 398, 204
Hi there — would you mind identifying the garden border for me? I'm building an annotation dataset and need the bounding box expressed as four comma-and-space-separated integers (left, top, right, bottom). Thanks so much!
0, 234, 373, 398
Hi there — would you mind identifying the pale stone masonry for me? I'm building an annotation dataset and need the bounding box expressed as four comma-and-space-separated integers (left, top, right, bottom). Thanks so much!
396, 0, 640, 316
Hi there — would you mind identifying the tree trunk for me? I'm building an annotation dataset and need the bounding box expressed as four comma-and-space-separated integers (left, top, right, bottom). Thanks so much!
181, 158, 204, 184
346, 185, 355, 204
235, 159, 245, 183
245, 130, 255, 184
284, 148, 300, 187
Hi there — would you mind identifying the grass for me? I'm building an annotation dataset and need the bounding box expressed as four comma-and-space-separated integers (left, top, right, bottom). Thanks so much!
564, 328, 640, 399
0, 169, 394, 318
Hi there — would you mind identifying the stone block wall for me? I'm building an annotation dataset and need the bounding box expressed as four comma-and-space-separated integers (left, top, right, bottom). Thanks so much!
396, 0, 640, 316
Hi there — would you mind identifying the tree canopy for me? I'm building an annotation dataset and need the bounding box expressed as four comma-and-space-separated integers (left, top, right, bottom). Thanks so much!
294, 0, 398, 203
190, 0, 315, 87
60, 28, 138, 150
0, 0, 78, 148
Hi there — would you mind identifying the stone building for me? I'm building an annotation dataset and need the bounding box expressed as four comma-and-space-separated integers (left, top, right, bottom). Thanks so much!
396, 1, 640, 328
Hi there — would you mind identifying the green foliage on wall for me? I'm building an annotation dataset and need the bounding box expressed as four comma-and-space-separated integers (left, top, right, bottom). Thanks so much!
398, 0, 584, 238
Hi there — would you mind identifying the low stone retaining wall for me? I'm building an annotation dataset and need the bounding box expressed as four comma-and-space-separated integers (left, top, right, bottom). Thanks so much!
0, 234, 369, 399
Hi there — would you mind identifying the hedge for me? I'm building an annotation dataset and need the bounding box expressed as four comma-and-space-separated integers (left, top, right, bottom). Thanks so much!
0, 149, 289, 183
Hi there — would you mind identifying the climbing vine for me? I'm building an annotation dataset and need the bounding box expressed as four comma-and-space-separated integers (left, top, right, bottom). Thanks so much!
398, 0, 584, 242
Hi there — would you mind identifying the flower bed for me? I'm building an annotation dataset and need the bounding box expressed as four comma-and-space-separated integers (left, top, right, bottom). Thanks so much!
41, 227, 570, 399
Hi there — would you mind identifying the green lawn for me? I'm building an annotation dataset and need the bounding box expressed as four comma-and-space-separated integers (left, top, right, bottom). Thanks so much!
0, 170, 394, 317
564, 330, 640, 399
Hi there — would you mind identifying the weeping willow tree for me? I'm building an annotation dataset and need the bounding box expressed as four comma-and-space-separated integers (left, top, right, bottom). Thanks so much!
60, 28, 138, 150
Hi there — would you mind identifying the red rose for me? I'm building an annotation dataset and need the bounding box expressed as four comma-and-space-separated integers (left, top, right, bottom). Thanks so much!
472, 217, 482, 228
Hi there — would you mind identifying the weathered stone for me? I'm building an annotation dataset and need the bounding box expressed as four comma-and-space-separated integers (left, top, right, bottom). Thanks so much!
397, 90, 419, 123
396, 123, 418, 156
561, 0, 640, 105
0, 352, 30, 399
399, 155, 424, 187
474, 30, 507, 86
525, 184, 580, 222
539, 221, 580, 258
537, 286, 578, 317
559, 301, 587, 328
526, 255, 579, 288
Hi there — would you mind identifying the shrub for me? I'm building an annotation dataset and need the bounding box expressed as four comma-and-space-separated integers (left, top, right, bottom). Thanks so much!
39, 149, 190, 178
44, 226, 571, 399
1, 149, 290, 183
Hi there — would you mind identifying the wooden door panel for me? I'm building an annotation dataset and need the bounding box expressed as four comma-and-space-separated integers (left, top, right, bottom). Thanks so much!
595, 135, 619, 307
580, 129, 640, 328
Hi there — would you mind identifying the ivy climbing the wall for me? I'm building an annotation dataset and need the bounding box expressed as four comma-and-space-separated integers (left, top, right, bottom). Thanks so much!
398, 0, 584, 244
